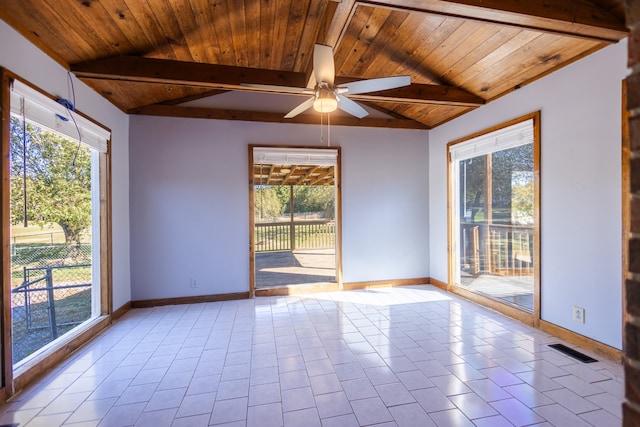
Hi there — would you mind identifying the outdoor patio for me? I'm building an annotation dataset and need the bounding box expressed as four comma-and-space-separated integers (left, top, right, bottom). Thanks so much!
255, 248, 336, 288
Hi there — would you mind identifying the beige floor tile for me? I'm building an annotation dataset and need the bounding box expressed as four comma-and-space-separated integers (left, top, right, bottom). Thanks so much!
0, 287, 625, 427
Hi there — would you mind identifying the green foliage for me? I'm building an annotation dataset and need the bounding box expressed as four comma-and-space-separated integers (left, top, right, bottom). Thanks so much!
273, 186, 291, 207
254, 186, 284, 221
266, 185, 336, 219
9, 117, 92, 244
274, 186, 334, 219
295, 186, 335, 219
512, 180, 534, 224
460, 144, 533, 225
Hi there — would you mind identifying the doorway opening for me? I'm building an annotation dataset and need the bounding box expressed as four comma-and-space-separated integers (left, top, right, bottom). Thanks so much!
250, 147, 341, 294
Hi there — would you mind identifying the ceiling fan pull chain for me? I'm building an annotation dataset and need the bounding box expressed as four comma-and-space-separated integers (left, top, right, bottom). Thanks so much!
320, 110, 324, 145
328, 113, 331, 147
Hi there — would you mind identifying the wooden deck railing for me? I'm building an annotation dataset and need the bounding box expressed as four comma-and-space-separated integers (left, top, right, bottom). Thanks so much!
255, 220, 335, 252
461, 222, 534, 276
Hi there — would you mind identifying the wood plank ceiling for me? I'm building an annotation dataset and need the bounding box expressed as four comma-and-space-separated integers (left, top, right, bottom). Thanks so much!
0, 0, 628, 129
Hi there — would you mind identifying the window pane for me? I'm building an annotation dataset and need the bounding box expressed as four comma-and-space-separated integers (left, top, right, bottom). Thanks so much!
9, 116, 98, 366
454, 132, 535, 311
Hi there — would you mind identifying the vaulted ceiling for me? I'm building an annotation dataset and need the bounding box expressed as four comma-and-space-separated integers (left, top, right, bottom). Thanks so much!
0, 0, 628, 129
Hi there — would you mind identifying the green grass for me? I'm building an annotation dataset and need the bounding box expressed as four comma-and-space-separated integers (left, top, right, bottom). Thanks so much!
11, 223, 91, 245
11, 223, 66, 244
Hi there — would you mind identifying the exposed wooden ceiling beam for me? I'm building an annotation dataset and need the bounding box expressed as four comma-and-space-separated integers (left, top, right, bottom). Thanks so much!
295, 0, 333, 73
267, 165, 276, 186
127, 104, 430, 129
360, 0, 627, 42
158, 90, 228, 106
282, 166, 300, 185
72, 56, 308, 89
300, 166, 324, 183
310, 169, 334, 185
333, 79, 485, 107
319, 0, 356, 47
254, 164, 278, 185
317, 0, 344, 45
71, 56, 484, 107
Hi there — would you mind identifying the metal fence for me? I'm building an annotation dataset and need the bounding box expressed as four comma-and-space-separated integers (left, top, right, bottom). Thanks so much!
255, 220, 335, 252
11, 244, 92, 364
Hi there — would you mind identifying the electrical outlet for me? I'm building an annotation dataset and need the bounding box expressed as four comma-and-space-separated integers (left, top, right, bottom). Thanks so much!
573, 306, 585, 323
190, 278, 198, 288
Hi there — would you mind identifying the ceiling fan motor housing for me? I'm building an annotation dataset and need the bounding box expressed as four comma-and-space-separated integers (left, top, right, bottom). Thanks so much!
314, 87, 338, 113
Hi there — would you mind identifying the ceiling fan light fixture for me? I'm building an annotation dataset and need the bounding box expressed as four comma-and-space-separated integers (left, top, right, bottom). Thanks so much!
313, 90, 338, 113
246, 45, 409, 119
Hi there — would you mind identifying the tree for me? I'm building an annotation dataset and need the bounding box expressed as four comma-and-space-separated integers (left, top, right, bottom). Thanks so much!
511, 178, 534, 225
459, 144, 533, 224
299, 186, 335, 219
273, 185, 291, 214
9, 117, 92, 244
254, 186, 283, 221
491, 144, 534, 221
279, 185, 336, 219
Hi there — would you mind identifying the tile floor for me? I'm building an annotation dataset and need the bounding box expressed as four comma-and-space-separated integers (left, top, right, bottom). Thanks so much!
0, 285, 625, 426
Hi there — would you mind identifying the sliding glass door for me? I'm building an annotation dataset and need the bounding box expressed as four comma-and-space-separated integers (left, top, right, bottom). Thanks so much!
449, 114, 539, 314
7, 76, 110, 370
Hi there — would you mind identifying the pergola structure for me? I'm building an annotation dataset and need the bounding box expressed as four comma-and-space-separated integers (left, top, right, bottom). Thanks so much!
253, 164, 335, 186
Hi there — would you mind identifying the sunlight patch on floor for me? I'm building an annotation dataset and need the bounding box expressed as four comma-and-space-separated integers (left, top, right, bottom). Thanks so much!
313, 285, 453, 306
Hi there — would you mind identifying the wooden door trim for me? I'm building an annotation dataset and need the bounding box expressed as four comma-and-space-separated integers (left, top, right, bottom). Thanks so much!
0, 69, 113, 398
248, 145, 343, 294
446, 111, 541, 322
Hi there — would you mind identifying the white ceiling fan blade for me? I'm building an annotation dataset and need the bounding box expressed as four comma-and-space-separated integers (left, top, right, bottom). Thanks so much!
241, 83, 312, 95
306, 73, 316, 89
313, 44, 335, 85
338, 75, 411, 95
337, 95, 368, 118
284, 97, 315, 118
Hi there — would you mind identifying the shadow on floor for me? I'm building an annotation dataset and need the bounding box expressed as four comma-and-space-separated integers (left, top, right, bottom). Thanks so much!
255, 249, 336, 288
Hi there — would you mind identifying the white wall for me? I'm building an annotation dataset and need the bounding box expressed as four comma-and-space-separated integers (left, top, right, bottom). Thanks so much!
0, 21, 131, 309
429, 40, 628, 349
129, 117, 429, 300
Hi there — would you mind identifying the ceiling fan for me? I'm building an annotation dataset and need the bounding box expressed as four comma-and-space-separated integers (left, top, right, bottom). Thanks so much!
242, 44, 411, 119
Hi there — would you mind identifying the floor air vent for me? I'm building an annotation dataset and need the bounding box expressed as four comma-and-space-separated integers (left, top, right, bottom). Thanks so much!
548, 343, 597, 363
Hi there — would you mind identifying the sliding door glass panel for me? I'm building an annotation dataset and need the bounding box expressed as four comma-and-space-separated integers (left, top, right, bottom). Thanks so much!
451, 119, 536, 312
9, 81, 106, 367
